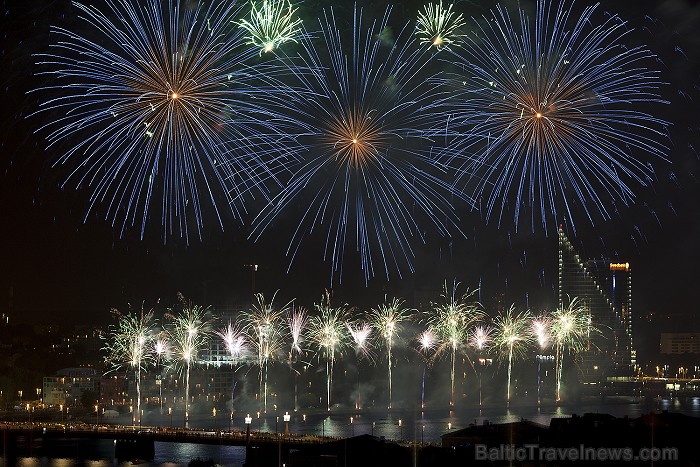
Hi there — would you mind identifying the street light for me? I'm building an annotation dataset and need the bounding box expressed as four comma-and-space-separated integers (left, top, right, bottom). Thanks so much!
283, 412, 290, 435
169, 407, 173, 428
350, 417, 354, 437
398, 419, 402, 440
59, 404, 64, 421
245, 414, 252, 443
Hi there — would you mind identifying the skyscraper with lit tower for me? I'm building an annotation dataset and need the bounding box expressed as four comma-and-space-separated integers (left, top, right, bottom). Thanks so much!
558, 227, 635, 382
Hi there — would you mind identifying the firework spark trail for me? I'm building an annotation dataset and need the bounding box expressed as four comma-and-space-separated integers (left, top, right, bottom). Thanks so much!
153, 333, 172, 414
469, 325, 492, 407
425, 281, 483, 407
494, 305, 532, 405
239, 0, 302, 55
288, 306, 308, 358
32, 0, 295, 240
102, 306, 155, 426
218, 321, 247, 418
250, 5, 472, 285
309, 291, 350, 412
347, 320, 373, 410
443, 0, 669, 233
417, 329, 437, 409
242, 292, 290, 413
552, 297, 591, 401
416, 1, 465, 49
371, 297, 412, 410
530, 315, 552, 404
287, 306, 308, 412
167, 299, 214, 428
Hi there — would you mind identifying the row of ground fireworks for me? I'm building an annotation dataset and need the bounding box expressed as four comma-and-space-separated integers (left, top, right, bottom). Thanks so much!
103, 286, 594, 426
33, 0, 668, 283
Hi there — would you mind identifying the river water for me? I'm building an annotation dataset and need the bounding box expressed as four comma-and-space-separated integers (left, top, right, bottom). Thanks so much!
4, 396, 700, 466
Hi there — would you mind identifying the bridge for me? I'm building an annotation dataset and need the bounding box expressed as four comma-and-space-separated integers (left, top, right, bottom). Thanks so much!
1, 422, 333, 465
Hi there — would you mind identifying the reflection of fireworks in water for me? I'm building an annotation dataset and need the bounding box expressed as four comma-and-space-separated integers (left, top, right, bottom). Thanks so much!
417, 329, 437, 409
552, 297, 591, 401
103, 307, 155, 426
250, 6, 468, 285
444, 0, 668, 233
166, 299, 214, 428
309, 291, 350, 411
33, 0, 292, 240
217, 321, 247, 419
243, 292, 289, 413
425, 282, 482, 407
469, 325, 492, 407
494, 305, 532, 405
371, 298, 412, 409
347, 321, 372, 409
238, 0, 302, 55
415, 1, 465, 50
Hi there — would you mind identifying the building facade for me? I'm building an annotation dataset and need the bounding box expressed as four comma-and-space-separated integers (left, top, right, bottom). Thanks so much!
43, 367, 100, 407
558, 228, 635, 382
660, 333, 700, 355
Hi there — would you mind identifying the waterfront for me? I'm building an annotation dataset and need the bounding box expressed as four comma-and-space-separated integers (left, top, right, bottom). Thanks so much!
3, 396, 700, 466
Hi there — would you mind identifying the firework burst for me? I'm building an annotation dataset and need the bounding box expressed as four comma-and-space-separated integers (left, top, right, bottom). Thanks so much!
416, 1, 465, 49
493, 305, 532, 404
552, 297, 591, 401
166, 299, 214, 427
531, 315, 552, 350
102, 306, 155, 426
309, 291, 350, 411
416, 329, 437, 409
32, 0, 292, 240
288, 306, 308, 358
242, 292, 290, 413
347, 320, 373, 410
239, 0, 302, 55
444, 0, 668, 233
287, 305, 307, 411
250, 6, 470, 285
217, 321, 247, 419
425, 281, 483, 407
371, 297, 413, 409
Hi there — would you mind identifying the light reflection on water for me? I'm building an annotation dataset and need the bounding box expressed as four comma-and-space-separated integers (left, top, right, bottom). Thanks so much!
5, 397, 699, 467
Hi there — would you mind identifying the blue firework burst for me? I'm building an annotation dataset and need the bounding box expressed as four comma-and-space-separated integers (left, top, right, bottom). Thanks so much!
32, 0, 292, 241
443, 0, 669, 234
249, 6, 472, 285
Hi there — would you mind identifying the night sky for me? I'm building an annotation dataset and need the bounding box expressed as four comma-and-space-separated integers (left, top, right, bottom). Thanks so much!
1, 0, 698, 361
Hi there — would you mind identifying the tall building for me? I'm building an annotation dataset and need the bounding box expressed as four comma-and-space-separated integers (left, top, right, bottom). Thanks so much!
558, 228, 635, 382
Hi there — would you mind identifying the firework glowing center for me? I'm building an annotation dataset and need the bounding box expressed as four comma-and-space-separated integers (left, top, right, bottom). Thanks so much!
328, 113, 383, 168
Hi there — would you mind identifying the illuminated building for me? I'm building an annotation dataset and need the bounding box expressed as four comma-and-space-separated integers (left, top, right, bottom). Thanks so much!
558, 228, 634, 382
42, 367, 99, 406
660, 333, 700, 355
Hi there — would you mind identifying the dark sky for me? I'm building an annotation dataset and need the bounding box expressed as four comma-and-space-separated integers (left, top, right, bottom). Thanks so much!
1, 0, 699, 352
